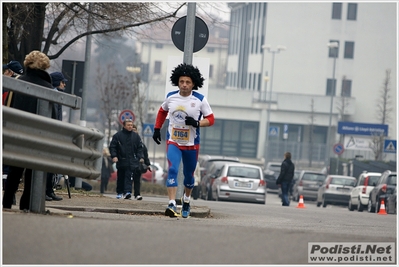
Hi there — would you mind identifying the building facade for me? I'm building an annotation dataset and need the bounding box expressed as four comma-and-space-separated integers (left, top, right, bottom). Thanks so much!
138, 2, 397, 169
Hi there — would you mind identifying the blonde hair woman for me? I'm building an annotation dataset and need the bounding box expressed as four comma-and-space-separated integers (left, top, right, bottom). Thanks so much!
2, 50, 59, 210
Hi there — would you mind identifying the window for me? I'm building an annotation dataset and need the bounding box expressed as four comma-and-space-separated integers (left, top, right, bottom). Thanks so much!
326, 79, 336, 96
347, 3, 357, 20
154, 61, 161, 74
341, 79, 352, 97
155, 43, 163, 49
332, 3, 342, 19
207, 47, 215, 53
200, 119, 259, 158
328, 40, 339, 58
344, 41, 355, 59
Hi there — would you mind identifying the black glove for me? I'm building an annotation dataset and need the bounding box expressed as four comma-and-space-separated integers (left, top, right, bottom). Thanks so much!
185, 116, 199, 128
153, 128, 161, 145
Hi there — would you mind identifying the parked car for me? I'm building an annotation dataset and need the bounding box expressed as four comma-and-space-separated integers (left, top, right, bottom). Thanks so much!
210, 162, 266, 204
199, 154, 240, 179
263, 161, 282, 193
385, 186, 397, 214
200, 160, 233, 200
292, 170, 326, 201
367, 170, 397, 213
316, 175, 357, 207
348, 171, 381, 212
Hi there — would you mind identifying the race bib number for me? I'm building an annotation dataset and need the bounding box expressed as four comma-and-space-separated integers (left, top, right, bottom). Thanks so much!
171, 124, 190, 144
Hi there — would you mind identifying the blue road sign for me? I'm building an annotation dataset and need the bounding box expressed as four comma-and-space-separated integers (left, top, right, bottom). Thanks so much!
333, 143, 344, 155
337, 122, 388, 136
143, 123, 154, 137
118, 109, 135, 125
269, 126, 279, 136
384, 139, 396, 154
283, 124, 288, 139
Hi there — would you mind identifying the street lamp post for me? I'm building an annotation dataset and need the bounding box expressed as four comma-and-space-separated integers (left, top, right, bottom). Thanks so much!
262, 44, 286, 163
325, 42, 339, 170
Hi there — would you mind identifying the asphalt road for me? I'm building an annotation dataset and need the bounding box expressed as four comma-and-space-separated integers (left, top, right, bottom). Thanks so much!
2, 192, 397, 265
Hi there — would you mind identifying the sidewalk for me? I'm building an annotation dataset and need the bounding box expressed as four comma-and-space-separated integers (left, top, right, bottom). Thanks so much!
6, 191, 211, 218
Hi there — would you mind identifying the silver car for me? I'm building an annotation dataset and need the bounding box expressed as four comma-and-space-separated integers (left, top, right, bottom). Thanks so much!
292, 170, 326, 201
210, 162, 266, 204
317, 175, 357, 208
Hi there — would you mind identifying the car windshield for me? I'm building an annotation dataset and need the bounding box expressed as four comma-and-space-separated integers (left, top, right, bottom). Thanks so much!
302, 173, 325, 181
227, 166, 260, 179
330, 177, 356, 186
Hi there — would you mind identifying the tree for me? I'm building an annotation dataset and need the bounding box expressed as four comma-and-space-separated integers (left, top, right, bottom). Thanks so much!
370, 69, 393, 160
3, 2, 185, 63
96, 63, 137, 144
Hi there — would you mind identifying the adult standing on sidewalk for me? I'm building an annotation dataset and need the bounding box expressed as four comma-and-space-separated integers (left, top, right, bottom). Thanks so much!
44, 71, 68, 201
276, 152, 295, 206
152, 63, 215, 218
3, 51, 57, 210
109, 119, 144, 200
132, 123, 150, 200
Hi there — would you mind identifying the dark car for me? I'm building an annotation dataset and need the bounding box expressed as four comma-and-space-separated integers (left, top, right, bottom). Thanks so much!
263, 162, 282, 192
368, 170, 397, 213
385, 187, 397, 214
292, 170, 327, 201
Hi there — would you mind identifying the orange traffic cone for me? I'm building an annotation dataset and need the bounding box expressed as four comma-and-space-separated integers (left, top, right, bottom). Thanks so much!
296, 195, 306, 208
377, 199, 387, 215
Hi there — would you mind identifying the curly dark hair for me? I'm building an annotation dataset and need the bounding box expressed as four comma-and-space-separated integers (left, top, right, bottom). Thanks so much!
170, 63, 204, 90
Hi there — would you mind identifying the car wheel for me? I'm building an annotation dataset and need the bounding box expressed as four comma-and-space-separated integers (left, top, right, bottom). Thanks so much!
316, 201, 321, 207
367, 199, 375, 213
207, 188, 213, 201
348, 199, 355, 211
322, 196, 327, 208
357, 197, 364, 212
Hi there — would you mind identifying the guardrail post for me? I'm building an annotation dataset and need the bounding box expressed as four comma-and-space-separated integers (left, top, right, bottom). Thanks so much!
30, 171, 47, 213
30, 99, 53, 213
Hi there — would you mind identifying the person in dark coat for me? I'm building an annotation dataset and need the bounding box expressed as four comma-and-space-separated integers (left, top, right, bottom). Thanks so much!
100, 147, 114, 194
2, 50, 58, 210
276, 152, 295, 207
109, 119, 144, 200
44, 71, 68, 201
132, 124, 151, 200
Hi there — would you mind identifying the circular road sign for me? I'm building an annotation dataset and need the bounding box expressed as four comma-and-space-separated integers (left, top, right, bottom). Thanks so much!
333, 143, 345, 155
171, 16, 209, 53
118, 109, 135, 125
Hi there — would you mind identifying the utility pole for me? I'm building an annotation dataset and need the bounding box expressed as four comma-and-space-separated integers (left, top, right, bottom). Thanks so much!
75, 3, 93, 189
176, 2, 196, 199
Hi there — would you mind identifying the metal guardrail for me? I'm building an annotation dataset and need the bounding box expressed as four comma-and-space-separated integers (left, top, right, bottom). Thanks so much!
2, 76, 104, 213
3, 106, 104, 179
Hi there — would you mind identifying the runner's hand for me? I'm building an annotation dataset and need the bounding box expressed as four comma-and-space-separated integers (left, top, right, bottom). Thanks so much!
153, 128, 161, 144
185, 116, 199, 128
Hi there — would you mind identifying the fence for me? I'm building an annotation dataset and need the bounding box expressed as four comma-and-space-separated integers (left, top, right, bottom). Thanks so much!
2, 76, 104, 213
